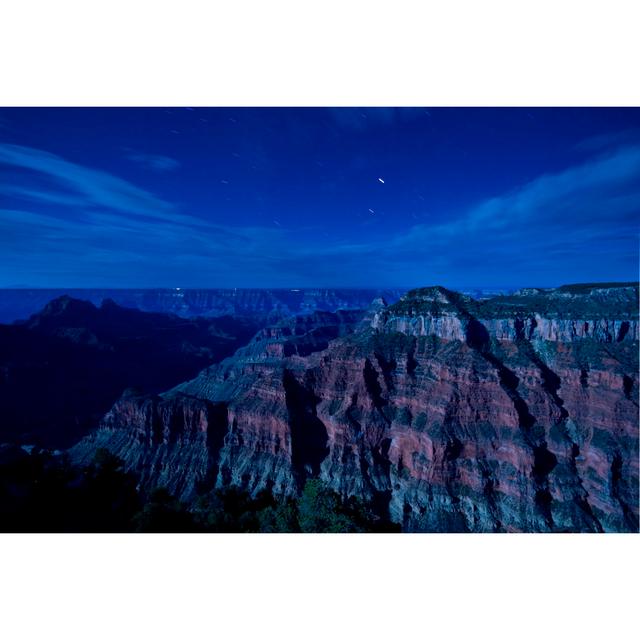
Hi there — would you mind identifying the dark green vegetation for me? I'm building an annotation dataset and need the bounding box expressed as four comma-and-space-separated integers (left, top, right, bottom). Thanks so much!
387, 282, 639, 320
0, 447, 399, 533
388, 286, 470, 317
0, 446, 140, 532
556, 282, 638, 294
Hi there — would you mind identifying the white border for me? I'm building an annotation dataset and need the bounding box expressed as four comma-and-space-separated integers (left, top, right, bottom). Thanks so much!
1, 1, 639, 106
0, 534, 638, 640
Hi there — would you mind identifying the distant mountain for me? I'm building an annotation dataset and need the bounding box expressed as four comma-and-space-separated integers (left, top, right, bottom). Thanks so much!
0, 288, 405, 323
0, 297, 262, 448
72, 282, 639, 532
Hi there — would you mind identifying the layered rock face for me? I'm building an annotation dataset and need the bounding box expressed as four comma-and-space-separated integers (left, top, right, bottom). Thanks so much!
71, 284, 639, 532
372, 284, 639, 343
71, 310, 365, 500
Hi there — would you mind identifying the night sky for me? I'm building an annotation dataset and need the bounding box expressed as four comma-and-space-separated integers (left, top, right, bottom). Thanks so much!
0, 107, 638, 289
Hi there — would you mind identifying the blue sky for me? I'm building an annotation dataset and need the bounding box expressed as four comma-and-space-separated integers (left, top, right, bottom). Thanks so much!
0, 107, 638, 288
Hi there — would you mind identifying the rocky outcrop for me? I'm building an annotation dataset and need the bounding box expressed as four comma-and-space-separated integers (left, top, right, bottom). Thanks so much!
70, 284, 639, 532
71, 309, 366, 500
372, 284, 639, 343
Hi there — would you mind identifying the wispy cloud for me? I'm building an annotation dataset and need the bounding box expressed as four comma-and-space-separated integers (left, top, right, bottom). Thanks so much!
461, 144, 640, 232
0, 204, 292, 287
126, 152, 180, 172
0, 184, 87, 207
260, 143, 640, 286
0, 140, 638, 288
345, 144, 640, 284
0, 143, 186, 223
0, 142, 291, 285
574, 128, 640, 153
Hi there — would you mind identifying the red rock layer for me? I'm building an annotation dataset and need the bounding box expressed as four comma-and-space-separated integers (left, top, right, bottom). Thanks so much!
71, 295, 639, 532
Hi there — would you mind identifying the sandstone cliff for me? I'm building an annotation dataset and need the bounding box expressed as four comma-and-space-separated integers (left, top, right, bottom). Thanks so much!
372, 284, 639, 343
70, 284, 639, 532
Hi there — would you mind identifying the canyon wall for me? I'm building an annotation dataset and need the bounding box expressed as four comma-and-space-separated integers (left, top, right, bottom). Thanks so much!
71, 284, 639, 532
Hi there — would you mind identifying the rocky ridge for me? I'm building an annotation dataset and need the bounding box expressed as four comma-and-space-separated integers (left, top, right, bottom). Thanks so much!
70, 283, 639, 532
0, 288, 405, 323
372, 284, 639, 343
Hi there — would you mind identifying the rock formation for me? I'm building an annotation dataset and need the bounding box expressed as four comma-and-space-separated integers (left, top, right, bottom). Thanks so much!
70, 283, 639, 532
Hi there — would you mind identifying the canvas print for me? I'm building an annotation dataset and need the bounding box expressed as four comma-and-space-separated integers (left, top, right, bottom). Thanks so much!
0, 107, 637, 533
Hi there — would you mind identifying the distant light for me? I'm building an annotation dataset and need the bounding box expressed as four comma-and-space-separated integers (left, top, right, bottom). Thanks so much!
378, 177, 385, 184
368, 208, 375, 214
175, 287, 181, 291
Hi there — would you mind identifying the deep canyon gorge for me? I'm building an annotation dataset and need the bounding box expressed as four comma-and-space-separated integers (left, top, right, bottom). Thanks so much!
56, 283, 640, 532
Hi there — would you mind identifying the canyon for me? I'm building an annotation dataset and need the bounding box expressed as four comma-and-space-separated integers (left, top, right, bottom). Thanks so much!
69, 282, 639, 532
0, 289, 400, 448
0, 288, 404, 324
0, 297, 261, 447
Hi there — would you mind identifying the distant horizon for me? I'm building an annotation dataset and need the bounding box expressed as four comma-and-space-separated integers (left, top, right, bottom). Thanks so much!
0, 279, 637, 292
